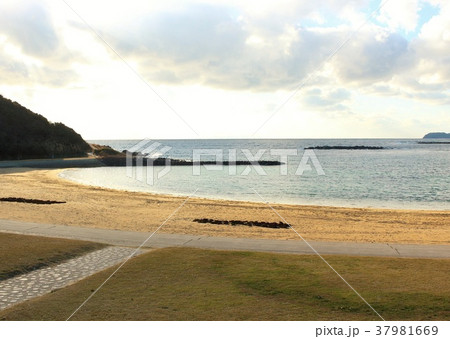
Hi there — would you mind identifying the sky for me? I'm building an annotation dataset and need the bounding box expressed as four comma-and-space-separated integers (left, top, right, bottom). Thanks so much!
0, 0, 449, 139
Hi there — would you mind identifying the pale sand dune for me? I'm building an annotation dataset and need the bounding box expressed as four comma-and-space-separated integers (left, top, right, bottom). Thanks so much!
0, 168, 448, 244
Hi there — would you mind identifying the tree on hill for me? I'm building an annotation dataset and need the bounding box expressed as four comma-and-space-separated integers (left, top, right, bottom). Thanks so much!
0, 95, 91, 160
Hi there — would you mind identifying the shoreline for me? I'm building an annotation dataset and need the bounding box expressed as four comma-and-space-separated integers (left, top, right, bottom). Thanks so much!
0, 167, 449, 245
59, 168, 449, 212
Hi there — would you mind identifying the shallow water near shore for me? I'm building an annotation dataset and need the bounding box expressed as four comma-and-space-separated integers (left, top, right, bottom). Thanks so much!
61, 139, 450, 211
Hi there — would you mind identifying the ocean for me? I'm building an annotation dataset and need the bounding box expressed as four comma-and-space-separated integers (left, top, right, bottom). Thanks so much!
59, 139, 450, 210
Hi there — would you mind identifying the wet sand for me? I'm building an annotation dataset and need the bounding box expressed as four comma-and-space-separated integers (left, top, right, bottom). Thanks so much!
0, 168, 448, 244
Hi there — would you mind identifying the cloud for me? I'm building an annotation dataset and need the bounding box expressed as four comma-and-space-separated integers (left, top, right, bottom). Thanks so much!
333, 30, 410, 84
2, 0, 437, 101
106, 7, 419, 103
0, 56, 29, 84
377, 0, 420, 33
1, 0, 449, 139
0, 1, 80, 87
0, 47, 78, 87
366, 1, 450, 105
301, 87, 354, 117
65, 0, 445, 118
105, 4, 344, 91
109, 4, 248, 85
412, 2, 450, 80
0, 1, 58, 57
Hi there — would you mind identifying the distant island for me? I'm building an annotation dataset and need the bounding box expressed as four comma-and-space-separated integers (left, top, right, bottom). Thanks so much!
423, 132, 450, 139
0, 95, 91, 160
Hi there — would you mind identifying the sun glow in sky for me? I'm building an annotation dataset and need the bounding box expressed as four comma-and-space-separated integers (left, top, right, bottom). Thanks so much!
0, 0, 449, 139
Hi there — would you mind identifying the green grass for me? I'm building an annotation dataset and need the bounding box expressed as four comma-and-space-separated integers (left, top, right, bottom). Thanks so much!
1, 247, 448, 321
0, 232, 106, 281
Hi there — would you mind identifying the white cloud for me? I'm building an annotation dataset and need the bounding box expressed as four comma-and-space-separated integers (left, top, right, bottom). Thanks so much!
0, 0, 58, 57
377, 0, 420, 33
0, 0, 448, 138
0, 0, 81, 87
333, 29, 410, 84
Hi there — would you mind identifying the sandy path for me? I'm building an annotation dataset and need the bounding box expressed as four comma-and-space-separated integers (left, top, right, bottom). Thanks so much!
0, 168, 448, 244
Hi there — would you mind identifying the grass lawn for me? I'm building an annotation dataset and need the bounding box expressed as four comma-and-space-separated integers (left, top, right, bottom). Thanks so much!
0, 247, 448, 321
0, 232, 106, 281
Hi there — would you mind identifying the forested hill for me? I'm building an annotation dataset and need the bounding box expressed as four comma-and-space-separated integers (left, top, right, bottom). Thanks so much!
0, 95, 91, 160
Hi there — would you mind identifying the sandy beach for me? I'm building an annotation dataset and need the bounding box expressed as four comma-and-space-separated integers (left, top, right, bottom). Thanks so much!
0, 167, 448, 244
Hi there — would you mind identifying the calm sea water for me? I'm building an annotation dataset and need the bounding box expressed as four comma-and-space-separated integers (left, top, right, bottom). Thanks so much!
60, 139, 450, 210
